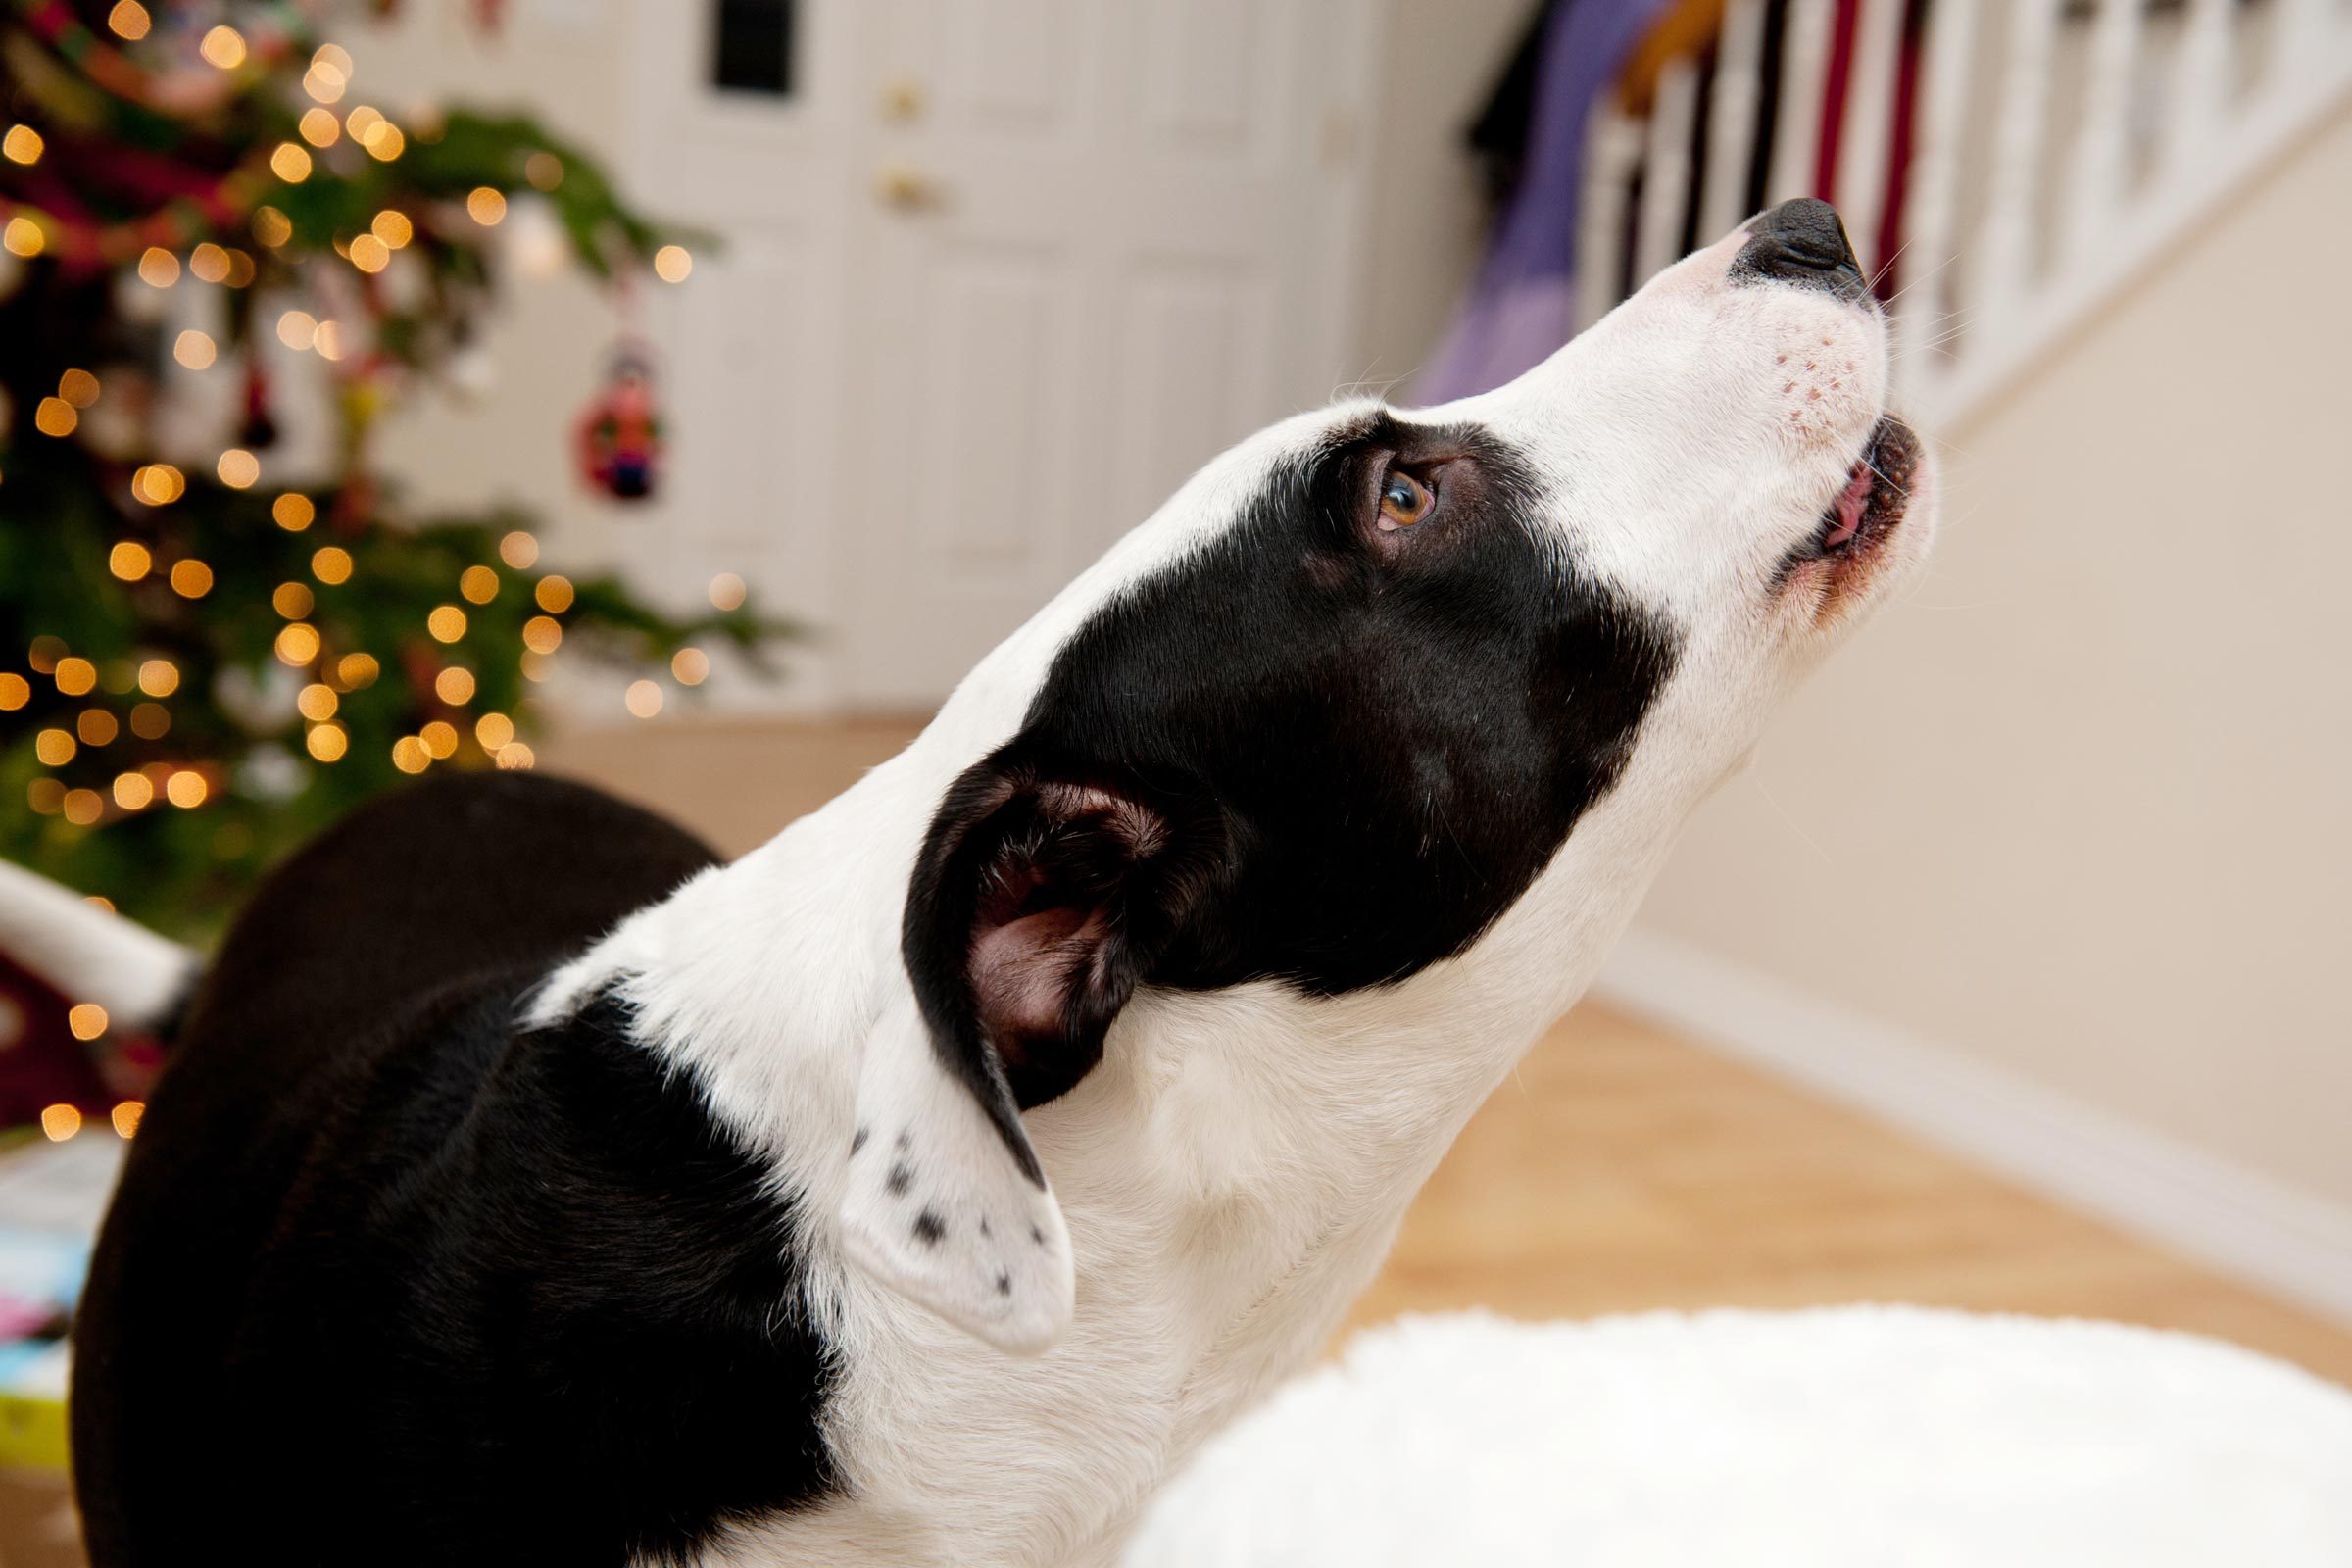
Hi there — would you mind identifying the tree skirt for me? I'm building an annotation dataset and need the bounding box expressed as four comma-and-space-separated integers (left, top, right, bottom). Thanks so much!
1126, 1305, 2352, 1566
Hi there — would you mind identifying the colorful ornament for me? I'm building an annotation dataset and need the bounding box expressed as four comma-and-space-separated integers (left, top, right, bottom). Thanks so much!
573, 341, 663, 502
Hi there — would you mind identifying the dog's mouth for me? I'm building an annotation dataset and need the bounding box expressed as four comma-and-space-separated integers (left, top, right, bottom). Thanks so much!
1781, 416, 1920, 591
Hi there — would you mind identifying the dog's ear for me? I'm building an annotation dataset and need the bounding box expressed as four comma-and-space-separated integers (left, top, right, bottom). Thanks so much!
840, 755, 1226, 1354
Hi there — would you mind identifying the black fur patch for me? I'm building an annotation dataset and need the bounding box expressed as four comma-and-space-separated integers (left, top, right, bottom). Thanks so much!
73, 775, 840, 1565
905, 413, 1679, 1140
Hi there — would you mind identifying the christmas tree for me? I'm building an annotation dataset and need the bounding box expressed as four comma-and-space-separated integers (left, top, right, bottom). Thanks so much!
0, 0, 788, 954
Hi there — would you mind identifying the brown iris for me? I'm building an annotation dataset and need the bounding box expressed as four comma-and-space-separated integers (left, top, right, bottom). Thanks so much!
1378, 469, 1434, 530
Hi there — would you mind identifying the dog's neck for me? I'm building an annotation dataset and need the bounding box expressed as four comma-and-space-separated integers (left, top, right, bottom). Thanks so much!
542, 686, 1712, 1557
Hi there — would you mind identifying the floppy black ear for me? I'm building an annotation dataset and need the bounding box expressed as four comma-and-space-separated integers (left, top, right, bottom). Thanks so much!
839, 753, 1228, 1352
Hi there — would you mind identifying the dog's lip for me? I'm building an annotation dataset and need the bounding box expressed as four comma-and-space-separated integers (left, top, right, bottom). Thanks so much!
1786, 417, 1917, 575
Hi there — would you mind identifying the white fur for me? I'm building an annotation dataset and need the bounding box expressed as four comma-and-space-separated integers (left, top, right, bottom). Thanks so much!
557, 220, 1936, 1565
1125, 1307, 2352, 1566
840, 994, 1075, 1355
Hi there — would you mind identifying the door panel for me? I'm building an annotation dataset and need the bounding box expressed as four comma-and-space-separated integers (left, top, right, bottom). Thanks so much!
628, 0, 1385, 710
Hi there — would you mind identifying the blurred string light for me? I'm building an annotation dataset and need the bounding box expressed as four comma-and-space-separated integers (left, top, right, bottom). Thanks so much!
2, 124, 42, 166
199, 24, 247, 71
137, 247, 178, 286
498, 531, 538, 569
275, 623, 320, 665
4, 216, 45, 257
216, 449, 259, 489
653, 245, 692, 283
189, 242, 230, 281
40, 1104, 81, 1142
708, 573, 747, 611
109, 542, 150, 580
270, 142, 313, 183
371, 210, 414, 249
272, 581, 314, 618
79, 710, 118, 745
278, 310, 318, 350
107, 3, 150, 42
534, 575, 573, 612
174, 330, 216, 369
273, 493, 315, 531
307, 723, 348, 762
427, 605, 467, 642
525, 152, 564, 190
113, 1102, 145, 1138
55, 658, 96, 696
133, 464, 186, 505
312, 546, 352, 584
434, 666, 475, 705
459, 565, 498, 604
253, 206, 292, 246
624, 680, 662, 718
137, 659, 177, 697
0, 674, 27, 710
671, 647, 710, 685
466, 186, 507, 225
300, 108, 340, 147
60, 369, 100, 407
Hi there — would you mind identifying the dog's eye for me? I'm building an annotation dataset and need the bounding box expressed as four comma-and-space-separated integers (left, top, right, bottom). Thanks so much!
1377, 469, 1434, 531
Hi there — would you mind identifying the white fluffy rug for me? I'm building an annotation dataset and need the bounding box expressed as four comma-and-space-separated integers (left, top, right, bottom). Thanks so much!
1124, 1305, 2352, 1567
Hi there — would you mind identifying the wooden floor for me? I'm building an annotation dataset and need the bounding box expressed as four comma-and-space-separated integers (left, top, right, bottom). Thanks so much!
544, 719, 2352, 1390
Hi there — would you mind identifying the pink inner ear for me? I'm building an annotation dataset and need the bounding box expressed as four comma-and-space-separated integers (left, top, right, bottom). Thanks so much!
970, 905, 1105, 1061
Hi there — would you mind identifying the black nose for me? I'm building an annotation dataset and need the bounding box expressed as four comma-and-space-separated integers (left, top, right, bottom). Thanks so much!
1735, 198, 1869, 301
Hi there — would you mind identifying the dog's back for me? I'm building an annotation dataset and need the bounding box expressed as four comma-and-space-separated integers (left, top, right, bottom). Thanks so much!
71, 772, 725, 1564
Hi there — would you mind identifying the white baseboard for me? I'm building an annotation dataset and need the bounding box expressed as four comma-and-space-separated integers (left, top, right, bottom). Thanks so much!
1592, 927, 2352, 1332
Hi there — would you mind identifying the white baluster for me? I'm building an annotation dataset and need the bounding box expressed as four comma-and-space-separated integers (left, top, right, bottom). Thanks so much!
1577, 102, 1642, 332
1768, 0, 1836, 204
1635, 57, 1701, 285
2167, 0, 2235, 169
1892, 0, 1980, 406
1700, 0, 1768, 239
1834, 0, 1910, 279
1971, 0, 2061, 342
2062, 0, 2145, 278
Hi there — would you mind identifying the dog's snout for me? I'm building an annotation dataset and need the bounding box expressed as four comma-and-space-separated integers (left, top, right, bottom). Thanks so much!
1736, 198, 1869, 302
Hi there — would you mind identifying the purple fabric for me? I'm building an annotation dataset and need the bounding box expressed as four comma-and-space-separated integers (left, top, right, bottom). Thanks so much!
1414, 0, 1676, 403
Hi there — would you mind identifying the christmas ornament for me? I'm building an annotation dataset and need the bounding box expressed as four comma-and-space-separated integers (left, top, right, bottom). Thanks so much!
573, 341, 663, 502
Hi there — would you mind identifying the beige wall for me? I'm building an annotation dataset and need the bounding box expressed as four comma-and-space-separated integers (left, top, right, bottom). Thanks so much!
1633, 99, 2352, 1212
1356, 0, 1533, 391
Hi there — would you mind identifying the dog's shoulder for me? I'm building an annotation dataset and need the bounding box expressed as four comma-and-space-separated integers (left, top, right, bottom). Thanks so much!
184, 769, 720, 1056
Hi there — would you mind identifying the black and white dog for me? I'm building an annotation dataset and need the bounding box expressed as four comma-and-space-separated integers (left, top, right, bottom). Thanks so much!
27, 201, 1931, 1565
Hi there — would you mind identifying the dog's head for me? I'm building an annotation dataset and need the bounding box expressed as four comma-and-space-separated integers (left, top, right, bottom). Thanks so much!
842, 201, 1936, 1351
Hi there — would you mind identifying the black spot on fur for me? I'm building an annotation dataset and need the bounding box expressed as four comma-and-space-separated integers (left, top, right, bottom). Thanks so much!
996, 1272, 1012, 1297
912, 1209, 946, 1247
886, 1162, 912, 1197
850, 1126, 868, 1155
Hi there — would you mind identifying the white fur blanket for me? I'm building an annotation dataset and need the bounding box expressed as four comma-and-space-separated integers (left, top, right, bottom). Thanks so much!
1126, 1305, 2352, 1566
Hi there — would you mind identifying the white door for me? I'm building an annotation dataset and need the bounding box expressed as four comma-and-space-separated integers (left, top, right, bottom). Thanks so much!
620, 0, 1386, 711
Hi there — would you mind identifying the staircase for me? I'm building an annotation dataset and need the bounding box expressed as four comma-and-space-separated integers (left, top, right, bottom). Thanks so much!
1577, 0, 2352, 428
